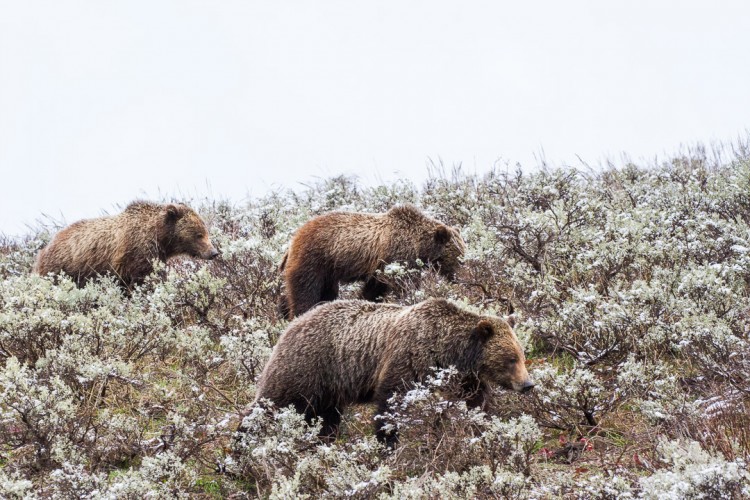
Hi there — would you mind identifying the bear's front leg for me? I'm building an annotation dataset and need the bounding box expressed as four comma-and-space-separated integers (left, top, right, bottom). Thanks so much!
374, 398, 399, 450
361, 276, 390, 302
317, 407, 342, 443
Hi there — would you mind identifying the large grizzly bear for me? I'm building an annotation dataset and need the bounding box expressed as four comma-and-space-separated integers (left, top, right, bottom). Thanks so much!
279, 204, 466, 319
251, 298, 534, 447
34, 201, 220, 288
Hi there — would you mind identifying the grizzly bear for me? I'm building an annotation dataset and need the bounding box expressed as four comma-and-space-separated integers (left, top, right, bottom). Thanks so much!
250, 298, 534, 447
34, 201, 220, 288
278, 204, 466, 319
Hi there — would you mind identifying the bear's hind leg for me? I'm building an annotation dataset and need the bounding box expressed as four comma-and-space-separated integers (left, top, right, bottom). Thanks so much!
287, 271, 326, 318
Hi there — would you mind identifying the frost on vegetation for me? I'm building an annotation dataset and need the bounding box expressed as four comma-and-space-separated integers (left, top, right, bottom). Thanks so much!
527, 364, 609, 430
382, 465, 529, 500
278, 439, 392, 499
234, 404, 390, 497
234, 403, 322, 464
463, 214, 501, 261
2, 146, 750, 494
381, 261, 414, 277
100, 451, 197, 499
231, 369, 542, 497
219, 316, 274, 381
37, 451, 197, 499
0, 235, 274, 493
639, 439, 750, 499
579, 472, 636, 499
380, 368, 541, 475
615, 355, 694, 423
0, 357, 79, 467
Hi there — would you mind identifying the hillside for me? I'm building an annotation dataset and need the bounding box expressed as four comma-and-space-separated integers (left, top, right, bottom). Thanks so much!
1, 145, 750, 498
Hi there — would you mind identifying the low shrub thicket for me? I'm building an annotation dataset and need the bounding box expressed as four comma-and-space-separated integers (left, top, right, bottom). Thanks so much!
1, 144, 750, 497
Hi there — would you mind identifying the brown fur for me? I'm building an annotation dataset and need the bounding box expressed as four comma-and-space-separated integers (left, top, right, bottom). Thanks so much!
252, 298, 533, 446
34, 201, 219, 288
279, 204, 466, 318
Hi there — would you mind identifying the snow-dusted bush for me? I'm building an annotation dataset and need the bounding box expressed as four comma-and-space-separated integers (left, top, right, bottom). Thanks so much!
1, 143, 750, 495
232, 369, 542, 497
639, 439, 750, 499
526, 363, 610, 431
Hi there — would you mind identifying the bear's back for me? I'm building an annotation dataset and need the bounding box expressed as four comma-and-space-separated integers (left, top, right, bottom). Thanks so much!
257, 300, 406, 402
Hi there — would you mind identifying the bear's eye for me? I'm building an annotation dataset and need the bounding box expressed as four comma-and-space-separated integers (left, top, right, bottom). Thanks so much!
504, 356, 519, 366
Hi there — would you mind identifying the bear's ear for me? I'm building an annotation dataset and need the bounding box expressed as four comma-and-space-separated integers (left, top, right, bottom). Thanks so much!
434, 225, 451, 245
472, 319, 494, 341
505, 314, 516, 328
165, 204, 182, 222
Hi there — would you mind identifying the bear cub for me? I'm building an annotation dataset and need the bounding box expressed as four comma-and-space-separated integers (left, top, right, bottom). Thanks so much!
34, 201, 219, 288
279, 204, 466, 319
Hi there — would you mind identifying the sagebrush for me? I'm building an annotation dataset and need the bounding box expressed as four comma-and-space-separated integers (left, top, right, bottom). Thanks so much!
1, 143, 750, 498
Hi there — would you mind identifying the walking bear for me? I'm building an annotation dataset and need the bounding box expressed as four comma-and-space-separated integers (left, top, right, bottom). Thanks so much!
34, 201, 219, 288
278, 204, 465, 319
250, 298, 534, 447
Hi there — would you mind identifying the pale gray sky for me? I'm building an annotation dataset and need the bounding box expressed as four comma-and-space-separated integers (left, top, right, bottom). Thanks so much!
1, 1, 749, 235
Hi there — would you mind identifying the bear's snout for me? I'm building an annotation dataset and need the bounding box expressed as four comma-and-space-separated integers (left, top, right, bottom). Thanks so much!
519, 380, 535, 393
204, 247, 220, 260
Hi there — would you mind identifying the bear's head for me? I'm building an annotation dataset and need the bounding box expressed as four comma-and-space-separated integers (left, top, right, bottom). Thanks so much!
430, 225, 466, 279
386, 204, 465, 278
162, 204, 220, 260
473, 315, 534, 393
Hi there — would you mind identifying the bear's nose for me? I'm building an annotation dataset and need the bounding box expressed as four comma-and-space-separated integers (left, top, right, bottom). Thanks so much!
519, 381, 535, 394
207, 248, 220, 260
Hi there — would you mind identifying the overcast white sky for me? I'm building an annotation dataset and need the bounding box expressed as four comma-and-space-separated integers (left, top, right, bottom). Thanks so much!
1, 1, 749, 235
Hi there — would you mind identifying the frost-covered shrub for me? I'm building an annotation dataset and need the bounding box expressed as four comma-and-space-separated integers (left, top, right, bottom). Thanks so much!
526, 364, 610, 431
615, 355, 693, 423
36, 451, 198, 498
371, 260, 427, 303
267, 438, 390, 499
154, 263, 227, 327
234, 403, 388, 497
366, 259, 461, 305
0, 468, 35, 499
0, 233, 47, 281
104, 451, 197, 498
43, 463, 104, 499
0, 230, 274, 490
232, 369, 541, 498
384, 465, 529, 500
580, 473, 636, 499
376, 368, 540, 475
0, 357, 79, 470
366, 179, 418, 213
231, 404, 322, 490
219, 316, 275, 383
639, 439, 750, 499
534, 285, 648, 365
1, 142, 750, 494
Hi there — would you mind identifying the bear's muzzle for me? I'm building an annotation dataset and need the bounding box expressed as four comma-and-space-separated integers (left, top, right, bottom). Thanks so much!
204, 247, 221, 260
519, 380, 535, 393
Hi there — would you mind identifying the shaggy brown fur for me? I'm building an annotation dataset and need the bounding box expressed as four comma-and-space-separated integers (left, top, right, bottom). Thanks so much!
252, 298, 533, 447
279, 204, 466, 319
34, 201, 219, 288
